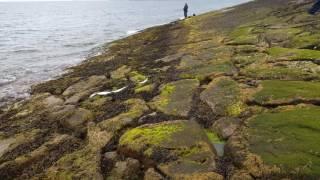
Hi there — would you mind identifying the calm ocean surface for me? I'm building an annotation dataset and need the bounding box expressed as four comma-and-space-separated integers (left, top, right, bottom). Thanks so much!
0, 0, 250, 106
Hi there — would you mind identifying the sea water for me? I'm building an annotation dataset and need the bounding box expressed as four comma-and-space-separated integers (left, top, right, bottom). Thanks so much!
0, 0, 250, 106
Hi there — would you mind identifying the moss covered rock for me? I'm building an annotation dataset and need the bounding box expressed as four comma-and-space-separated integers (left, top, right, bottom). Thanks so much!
227, 26, 259, 45
62, 75, 106, 97
200, 77, 245, 117
110, 65, 131, 80
179, 60, 235, 81
150, 79, 199, 117
44, 99, 149, 179
134, 84, 155, 94
248, 106, 320, 178
268, 47, 320, 61
119, 120, 220, 178
252, 80, 320, 105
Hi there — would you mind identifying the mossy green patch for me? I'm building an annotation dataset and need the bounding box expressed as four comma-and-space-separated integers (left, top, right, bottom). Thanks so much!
248, 106, 320, 177
150, 79, 199, 117
289, 32, 320, 49
226, 101, 246, 117
242, 65, 319, 80
232, 53, 267, 68
179, 61, 234, 81
228, 26, 259, 45
152, 84, 175, 108
205, 130, 224, 144
129, 71, 147, 84
119, 123, 184, 152
264, 27, 302, 43
268, 47, 320, 61
134, 84, 155, 94
253, 80, 320, 104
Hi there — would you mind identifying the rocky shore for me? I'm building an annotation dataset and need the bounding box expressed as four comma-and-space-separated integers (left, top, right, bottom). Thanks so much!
1, 0, 320, 179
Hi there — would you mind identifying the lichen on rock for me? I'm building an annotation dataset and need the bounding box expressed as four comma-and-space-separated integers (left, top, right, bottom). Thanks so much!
150, 79, 199, 117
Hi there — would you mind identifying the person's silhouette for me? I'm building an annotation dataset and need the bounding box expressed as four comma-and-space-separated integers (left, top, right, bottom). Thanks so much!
183, 3, 189, 18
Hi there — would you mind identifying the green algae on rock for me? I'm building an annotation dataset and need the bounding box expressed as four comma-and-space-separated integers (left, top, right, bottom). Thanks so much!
252, 80, 320, 105
150, 79, 199, 117
119, 120, 221, 179
134, 84, 155, 94
128, 71, 147, 84
227, 26, 259, 45
200, 77, 245, 117
179, 60, 235, 81
268, 47, 320, 61
248, 106, 320, 178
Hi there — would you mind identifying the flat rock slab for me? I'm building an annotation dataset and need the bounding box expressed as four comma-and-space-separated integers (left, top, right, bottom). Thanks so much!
62, 75, 106, 97
252, 80, 320, 105
267, 47, 320, 61
248, 106, 320, 178
150, 79, 199, 117
0, 138, 15, 158
119, 120, 221, 178
200, 77, 244, 117
179, 60, 235, 81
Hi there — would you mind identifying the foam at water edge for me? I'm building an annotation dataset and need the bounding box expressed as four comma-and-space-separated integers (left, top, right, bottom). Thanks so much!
126, 30, 139, 35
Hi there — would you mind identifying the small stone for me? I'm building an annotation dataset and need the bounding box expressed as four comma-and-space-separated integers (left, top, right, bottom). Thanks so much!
212, 117, 240, 139
103, 151, 119, 172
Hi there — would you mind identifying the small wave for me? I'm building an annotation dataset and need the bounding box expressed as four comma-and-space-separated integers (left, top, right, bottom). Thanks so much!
0, 75, 17, 86
11, 49, 40, 54
64, 42, 96, 48
126, 30, 139, 35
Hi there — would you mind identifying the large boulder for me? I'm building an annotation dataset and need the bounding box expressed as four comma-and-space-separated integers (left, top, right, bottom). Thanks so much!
150, 79, 199, 117
119, 120, 222, 179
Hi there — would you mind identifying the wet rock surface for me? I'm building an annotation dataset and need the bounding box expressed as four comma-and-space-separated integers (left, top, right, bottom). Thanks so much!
1, 0, 320, 179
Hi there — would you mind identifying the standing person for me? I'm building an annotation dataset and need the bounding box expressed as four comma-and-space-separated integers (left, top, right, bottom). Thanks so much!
183, 3, 189, 18
309, 0, 320, 15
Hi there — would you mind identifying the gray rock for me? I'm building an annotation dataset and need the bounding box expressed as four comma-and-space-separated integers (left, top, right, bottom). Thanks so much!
144, 168, 163, 180
60, 108, 94, 134
42, 95, 64, 107
62, 75, 106, 97
103, 151, 119, 172
212, 117, 240, 139
108, 158, 141, 180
